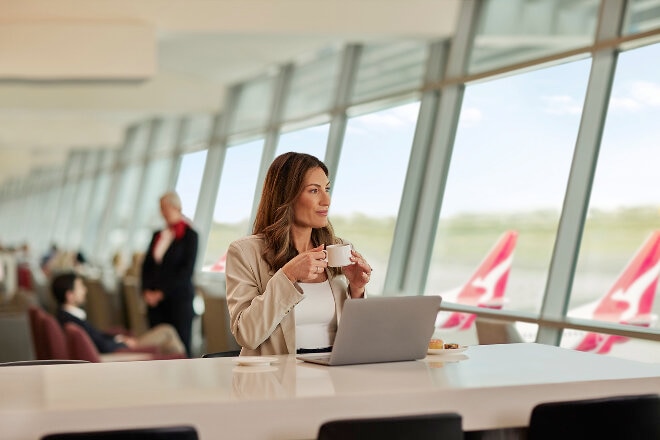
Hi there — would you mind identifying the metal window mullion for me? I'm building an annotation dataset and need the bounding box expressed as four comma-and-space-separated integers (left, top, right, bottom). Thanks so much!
193, 88, 240, 274
125, 119, 164, 252
382, 40, 449, 296
249, 63, 294, 232
65, 151, 94, 248
93, 125, 138, 262
536, 0, 625, 346
401, 0, 480, 295
47, 152, 76, 249
324, 44, 362, 181
167, 117, 191, 190
75, 150, 104, 250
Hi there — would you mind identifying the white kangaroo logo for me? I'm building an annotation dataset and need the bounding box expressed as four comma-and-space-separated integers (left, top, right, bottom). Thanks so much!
470, 254, 514, 306
609, 259, 660, 323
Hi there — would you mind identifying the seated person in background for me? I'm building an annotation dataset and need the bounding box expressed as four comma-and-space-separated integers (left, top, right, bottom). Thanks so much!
52, 271, 186, 356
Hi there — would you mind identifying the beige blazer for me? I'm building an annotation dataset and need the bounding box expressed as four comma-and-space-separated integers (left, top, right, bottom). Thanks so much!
225, 235, 355, 356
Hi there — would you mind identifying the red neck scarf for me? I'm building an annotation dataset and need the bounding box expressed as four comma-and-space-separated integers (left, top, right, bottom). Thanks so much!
170, 220, 187, 240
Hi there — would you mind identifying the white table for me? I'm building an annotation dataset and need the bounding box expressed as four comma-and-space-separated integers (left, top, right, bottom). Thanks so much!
1, 343, 659, 440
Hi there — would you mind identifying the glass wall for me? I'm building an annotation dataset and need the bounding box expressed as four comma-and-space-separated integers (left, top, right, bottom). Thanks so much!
1, 0, 659, 361
564, 42, 660, 358
333, 102, 420, 294
176, 150, 208, 221
202, 140, 264, 271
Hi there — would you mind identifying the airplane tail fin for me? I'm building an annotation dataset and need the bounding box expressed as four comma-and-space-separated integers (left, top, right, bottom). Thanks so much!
456, 230, 518, 308
592, 230, 660, 326
574, 231, 660, 354
438, 230, 518, 330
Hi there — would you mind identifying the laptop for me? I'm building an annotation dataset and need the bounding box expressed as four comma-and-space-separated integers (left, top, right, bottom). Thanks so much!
296, 295, 441, 366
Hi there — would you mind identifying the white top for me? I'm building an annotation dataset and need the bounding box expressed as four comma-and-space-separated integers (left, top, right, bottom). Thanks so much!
295, 280, 336, 350
152, 228, 173, 263
62, 304, 87, 320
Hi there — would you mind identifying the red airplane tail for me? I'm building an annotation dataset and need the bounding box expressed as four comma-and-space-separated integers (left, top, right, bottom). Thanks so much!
574, 231, 660, 354
438, 231, 518, 330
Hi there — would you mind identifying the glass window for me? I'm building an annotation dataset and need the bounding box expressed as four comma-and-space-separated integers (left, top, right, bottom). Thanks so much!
284, 50, 342, 120
202, 140, 264, 272
80, 150, 115, 261
275, 123, 330, 159
351, 41, 428, 105
36, 171, 63, 254
81, 170, 111, 261
124, 124, 151, 163
331, 102, 420, 294
67, 152, 99, 250
51, 180, 75, 249
565, 43, 660, 357
151, 118, 179, 154
106, 165, 141, 259
427, 60, 590, 335
176, 150, 208, 220
131, 158, 172, 254
68, 176, 94, 250
231, 76, 275, 134
469, 0, 599, 74
623, 0, 660, 35
181, 113, 214, 151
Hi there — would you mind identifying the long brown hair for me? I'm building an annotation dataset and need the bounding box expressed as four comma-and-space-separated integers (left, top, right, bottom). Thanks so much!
253, 152, 340, 272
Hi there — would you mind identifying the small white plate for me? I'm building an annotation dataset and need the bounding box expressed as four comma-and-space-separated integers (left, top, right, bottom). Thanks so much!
427, 346, 468, 355
233, 365, 278, 374
231, 356, 277, 367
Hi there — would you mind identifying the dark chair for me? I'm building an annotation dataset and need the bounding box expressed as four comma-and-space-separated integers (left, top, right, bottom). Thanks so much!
28, 306, 49, 359
39, 310, 71, 359
202, 349, 241, 358
64, 322, 186, 362
63, 322, 103, 362
41, 425, 199, 440
317, 413, 463, 440
528, 393, 660, 440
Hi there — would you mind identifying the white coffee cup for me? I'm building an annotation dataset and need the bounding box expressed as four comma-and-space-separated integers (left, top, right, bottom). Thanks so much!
324, 244, 353, 267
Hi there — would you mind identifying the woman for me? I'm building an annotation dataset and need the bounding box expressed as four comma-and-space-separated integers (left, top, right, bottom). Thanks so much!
141, 191, 198, 357
225, 152, 372, 356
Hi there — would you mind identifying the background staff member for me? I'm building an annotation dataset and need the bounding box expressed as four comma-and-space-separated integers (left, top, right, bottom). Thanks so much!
141, 191, 198, 357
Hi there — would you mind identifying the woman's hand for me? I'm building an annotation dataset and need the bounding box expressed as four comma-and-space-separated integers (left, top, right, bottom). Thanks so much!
342, 249, 371, 297
282, 245, 327, 283
143, 289, 164, 307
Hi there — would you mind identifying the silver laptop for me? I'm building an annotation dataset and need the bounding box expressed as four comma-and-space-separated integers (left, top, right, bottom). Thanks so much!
296, 295, 441, 366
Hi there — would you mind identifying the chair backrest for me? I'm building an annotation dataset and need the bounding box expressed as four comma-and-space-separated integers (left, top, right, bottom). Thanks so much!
528, 393, 660, 440
40, 310, 71, 359
28, 306, 48, 359
63, 322, 101, 363
198, 285, 240, 354
202, 350, 241, 358
475, 317, 523, 345
317, 413, 463, 440
0, 359, 90, 367
41, 425, 199, 440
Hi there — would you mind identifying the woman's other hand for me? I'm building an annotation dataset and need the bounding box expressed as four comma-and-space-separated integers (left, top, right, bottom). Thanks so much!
343, 249, 371, 297
282, 244, 327, 283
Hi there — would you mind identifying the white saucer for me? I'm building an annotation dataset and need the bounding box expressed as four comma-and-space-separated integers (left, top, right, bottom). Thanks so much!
231, 356, 277, 367
232, 365, 278, 374
427, 346, 468, 355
